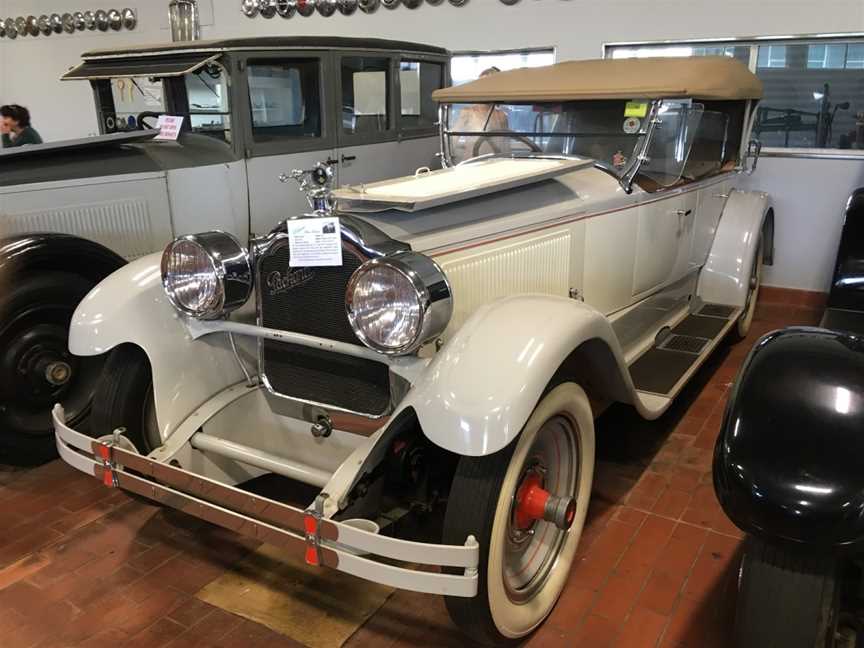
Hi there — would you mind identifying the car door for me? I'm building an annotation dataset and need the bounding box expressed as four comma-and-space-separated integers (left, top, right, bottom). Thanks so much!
240, 52, 338, 236
335, 52, 444, 187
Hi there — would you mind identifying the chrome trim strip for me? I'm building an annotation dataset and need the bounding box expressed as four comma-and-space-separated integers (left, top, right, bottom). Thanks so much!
186, 318, 390, 365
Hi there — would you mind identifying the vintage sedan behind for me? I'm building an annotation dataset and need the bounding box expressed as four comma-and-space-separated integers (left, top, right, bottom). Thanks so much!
0, 36, 449, 464
55, 56, 773, 644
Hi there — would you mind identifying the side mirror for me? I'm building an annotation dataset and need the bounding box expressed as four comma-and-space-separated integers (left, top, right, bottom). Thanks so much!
745, 138, 762, 175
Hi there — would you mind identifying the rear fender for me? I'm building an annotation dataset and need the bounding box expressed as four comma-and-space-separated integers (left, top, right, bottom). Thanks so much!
698, 190, 773, 307
396, 295, 634, 456
69, 253, 246, 443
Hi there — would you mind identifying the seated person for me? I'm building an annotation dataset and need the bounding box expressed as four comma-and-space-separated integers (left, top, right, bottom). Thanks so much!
450, 67, 511, 161
1, 105, 43, 148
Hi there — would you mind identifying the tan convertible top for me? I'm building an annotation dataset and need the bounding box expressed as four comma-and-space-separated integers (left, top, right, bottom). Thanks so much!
433, 56, 763, 103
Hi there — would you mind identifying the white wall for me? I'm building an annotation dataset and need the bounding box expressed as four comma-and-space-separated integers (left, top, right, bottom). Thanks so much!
3, 0, 864, 142
742, 156, 864, 292
1, 0, 863, 292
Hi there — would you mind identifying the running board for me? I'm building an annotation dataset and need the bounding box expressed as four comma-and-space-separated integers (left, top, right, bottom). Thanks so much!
631, 304, 740, 399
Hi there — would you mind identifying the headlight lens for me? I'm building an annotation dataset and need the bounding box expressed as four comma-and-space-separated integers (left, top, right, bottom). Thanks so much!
161, 232, 252, 319
346, 252, 453, 355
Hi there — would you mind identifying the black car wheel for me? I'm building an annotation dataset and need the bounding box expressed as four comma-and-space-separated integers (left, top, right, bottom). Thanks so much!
0, 272, 104, 465
90, 345, 160, 454
734, 537, 839, 648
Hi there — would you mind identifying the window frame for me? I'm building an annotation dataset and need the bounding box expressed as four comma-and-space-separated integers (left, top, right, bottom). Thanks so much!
335, 51, 398, 148
397, 54, 449, 140
603, 32, 864, 157
236, 51, 335, 159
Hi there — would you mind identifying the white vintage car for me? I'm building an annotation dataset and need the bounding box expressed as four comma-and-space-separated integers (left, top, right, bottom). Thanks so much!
54, 56, 772, 645
0, 36, 448, 464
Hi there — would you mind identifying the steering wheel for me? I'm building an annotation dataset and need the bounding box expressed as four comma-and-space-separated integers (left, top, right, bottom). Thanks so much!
136, 111, 163, 130
472, 130, 544, 157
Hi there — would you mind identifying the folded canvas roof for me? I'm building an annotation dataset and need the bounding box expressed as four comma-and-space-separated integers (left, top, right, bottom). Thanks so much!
433, 56, 763, 103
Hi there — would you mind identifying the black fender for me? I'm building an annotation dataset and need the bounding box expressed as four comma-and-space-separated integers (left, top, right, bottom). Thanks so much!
0, 233, 126, 283
713, 327, 864, 550
827, 188, 864, 311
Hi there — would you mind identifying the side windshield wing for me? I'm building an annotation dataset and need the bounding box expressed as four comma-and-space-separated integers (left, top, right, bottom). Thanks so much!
639, 102, 704, 187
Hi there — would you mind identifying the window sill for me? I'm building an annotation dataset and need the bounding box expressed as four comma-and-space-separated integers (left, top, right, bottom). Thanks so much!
760, 147, 864, 161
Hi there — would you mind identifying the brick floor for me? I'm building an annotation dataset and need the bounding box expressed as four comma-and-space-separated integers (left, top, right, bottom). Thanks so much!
0, 299, 820, 647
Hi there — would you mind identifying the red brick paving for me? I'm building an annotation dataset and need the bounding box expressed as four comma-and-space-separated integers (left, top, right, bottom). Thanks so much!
0, 300, 819, 647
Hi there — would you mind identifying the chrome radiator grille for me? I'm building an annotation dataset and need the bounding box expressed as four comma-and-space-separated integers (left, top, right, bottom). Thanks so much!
257, 237, 392, 416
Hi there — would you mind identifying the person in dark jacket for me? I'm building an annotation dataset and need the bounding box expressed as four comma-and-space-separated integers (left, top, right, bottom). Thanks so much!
1, 105, 43, 148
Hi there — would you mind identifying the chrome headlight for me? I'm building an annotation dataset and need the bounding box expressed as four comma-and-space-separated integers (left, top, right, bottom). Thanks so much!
161, 232, 252, 319
346, 252, 453, 355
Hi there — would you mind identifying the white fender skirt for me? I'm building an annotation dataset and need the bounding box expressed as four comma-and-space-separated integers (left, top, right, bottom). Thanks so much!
52, 405, 479, 597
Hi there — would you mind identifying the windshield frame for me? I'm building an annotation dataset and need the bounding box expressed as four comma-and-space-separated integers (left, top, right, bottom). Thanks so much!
438, 98, 722, 193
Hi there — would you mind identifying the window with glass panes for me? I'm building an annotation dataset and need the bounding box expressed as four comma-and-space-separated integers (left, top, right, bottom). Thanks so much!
605, 36, 864, 150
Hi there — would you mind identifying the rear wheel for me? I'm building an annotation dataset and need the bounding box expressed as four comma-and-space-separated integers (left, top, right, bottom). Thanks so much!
733, 238, 764, 340
443, 383, 595, 646
0, 272, 104, 465
734, 537, 839, 648
90, 345, 160, 454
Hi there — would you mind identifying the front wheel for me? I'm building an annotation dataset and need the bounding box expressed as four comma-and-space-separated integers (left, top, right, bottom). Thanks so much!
734, 537, 839, 648
90, 345, 160, 454
443, 383, 595, 646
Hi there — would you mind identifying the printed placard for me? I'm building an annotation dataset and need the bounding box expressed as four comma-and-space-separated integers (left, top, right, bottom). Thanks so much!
624, 101, 648, 118
288, 217, 342, 267
154, 115, 185, 141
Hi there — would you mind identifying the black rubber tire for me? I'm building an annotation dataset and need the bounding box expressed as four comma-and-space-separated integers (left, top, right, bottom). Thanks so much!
0, 271, 101, 466
443, 443, 520, 647
734, 536, 838, 648
90, 345, 156, 454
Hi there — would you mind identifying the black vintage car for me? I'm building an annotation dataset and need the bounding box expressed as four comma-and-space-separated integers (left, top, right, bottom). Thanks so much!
714, 189, 864, 647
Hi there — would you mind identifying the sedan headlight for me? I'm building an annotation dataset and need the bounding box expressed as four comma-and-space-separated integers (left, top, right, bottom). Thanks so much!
346, 252, 453, 355
161, 232, 252, 319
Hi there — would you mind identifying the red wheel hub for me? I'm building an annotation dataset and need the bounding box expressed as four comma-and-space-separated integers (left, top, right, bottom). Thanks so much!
514, 471, 577, 532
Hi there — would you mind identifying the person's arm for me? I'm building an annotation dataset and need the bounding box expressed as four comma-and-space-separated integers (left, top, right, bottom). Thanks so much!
1, 133, 11, 148
16, 128, 42, 146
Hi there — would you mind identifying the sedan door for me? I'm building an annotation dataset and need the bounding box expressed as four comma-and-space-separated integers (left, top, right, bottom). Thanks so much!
335, 53, 444, 187
240, 52, 338, 235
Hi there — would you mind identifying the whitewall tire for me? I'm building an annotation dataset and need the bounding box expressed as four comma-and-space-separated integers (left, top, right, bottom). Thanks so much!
443, 383, 595, 645
735, 239, 764, 340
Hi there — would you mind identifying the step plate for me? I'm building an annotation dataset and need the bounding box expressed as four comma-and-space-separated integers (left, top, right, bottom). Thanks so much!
631, 308, 736, 396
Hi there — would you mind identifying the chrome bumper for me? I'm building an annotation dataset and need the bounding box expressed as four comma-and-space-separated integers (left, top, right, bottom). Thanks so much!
52, 405, 479, 597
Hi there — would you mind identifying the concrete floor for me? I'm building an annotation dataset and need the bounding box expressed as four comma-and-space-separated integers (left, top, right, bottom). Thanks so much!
0, 294, 822, 648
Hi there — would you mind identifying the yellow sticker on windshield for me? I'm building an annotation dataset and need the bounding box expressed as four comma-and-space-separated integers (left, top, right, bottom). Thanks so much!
624, 102, 648, 118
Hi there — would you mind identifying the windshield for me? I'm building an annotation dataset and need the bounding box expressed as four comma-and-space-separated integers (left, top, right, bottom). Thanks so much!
444, 99, 647, 168
108, 63, 231, 141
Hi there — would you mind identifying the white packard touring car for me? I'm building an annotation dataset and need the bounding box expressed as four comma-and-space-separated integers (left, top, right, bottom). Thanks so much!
54, 56, 772, 645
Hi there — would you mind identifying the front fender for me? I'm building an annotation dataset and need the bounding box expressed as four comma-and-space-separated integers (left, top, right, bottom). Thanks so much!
697, 189, 772, 307
398, 295, 632, 456
69, 253, 245, 443
714, 327, 864, 549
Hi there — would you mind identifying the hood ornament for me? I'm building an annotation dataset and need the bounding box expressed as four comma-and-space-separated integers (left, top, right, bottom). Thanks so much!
279, 161, 335, 216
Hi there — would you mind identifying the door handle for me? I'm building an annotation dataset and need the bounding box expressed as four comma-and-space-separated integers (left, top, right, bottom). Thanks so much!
341, 154, 357, 163
676, 209, 692, 217
713, 193, 729, 199
325, 157, 339, 165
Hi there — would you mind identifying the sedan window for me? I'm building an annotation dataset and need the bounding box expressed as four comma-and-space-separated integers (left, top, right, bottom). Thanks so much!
248, 59, 322, 142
